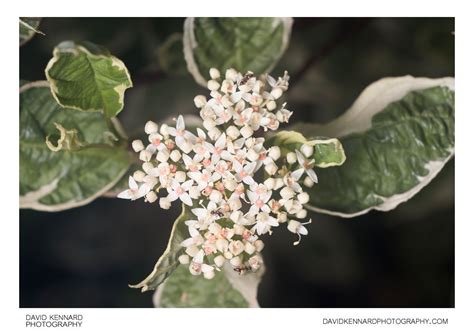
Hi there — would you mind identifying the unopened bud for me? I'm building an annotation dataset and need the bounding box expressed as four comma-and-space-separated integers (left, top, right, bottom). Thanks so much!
144, 121, 158, 134
209, 68, 221, 80
194, 95, 207, 108
132, 139, 144, 152
145, 191, 157, 203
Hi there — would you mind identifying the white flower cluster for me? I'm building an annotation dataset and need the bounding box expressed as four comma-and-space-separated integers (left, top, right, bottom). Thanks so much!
118, 68, 318, 279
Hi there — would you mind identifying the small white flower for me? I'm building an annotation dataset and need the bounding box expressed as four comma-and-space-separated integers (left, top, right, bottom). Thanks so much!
233, 160, 256, 185
117, 177, 151, 200
167, 179, 194, 206
181, 226, 204, 248
167, 115, 195, 154
296, 150, 318, 183
189, 250, 214, 276
254, 212, 279, 235
287, 219, 311, 245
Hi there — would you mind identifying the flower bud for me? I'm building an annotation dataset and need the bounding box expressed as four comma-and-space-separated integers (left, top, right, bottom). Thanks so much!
159, 197, 171, 210
145, 191, 157, 203
234, 224, 245, 235
240, 125, 253, 138
185, 245, 199, 257
208, 127, 222, 141
224, 178, 237, 191
194, 95, 207, 108
230, 211, 242, 224
254, 240, 265, 252
216, 239, 229, 253
209, 190, 223, 203
139, 150, 152, 162
133, 170, 146, 183
229, 240, 245, 256
297, 192, 310, 204
132, 139, 144, 152
268, 146, 281, 160
264, 161, 278, 175
249, 255, 262, 271
178, 254, 190, 264
266, 100, 277, 111
280, 186, 295, 199
244, 242, 256, 255
271, 88, 283, 99
230, 256, 242, 267
225, 68, 238, 81
286, 152, 297, 164
264, 178, 276, 190
144, 121, 159, 134
247, 149, 259, 161
278, 211, 288, 223
296, 209, 308, 219
214, 255, 225, 267
301, 144, 314, 158
143, 175, 158, 188
156, 150, 170, 162
226, 125, 240, 140
170, 149, 181, 162
228, 198, 242, 211
303, 176, 315, 188
209, 223, 222, 235
203, 118, 216, 132
224, 251, 233, 259
209, 68, 220, 79
175, 171, 186, 183
203, 270, 215, 280
160, 124, 169, 136
142, 162, 154, 174
207, 80, 220, 91
189, 186, 200, 199
274, 178, 284, 189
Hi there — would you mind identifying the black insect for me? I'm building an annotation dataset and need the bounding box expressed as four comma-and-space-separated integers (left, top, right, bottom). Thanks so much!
233, 265, 253, 275
239, 71, 254, 86
211, 209, 224, 218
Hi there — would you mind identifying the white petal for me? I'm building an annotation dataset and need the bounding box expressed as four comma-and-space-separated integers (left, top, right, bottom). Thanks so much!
176, 115, 185, 131
307, 169, 319, 183
180, 193, 193, 206
128, 176, 138, 190
117, 189, 132, 200
292, 168, 305, 181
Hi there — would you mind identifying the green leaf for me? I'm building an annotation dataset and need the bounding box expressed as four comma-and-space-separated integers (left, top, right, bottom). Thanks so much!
153, 263, 263, 307
20, 82, 130, 211
45, 41, 133, 118
20, 17, 43, 46
268, 130, 346, 168
292, 76, 454, 217
183, 17, 293, 86
130, 205, 190, 291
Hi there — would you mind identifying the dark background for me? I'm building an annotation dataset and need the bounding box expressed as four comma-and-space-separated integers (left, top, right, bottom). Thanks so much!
20, 18, 454, 307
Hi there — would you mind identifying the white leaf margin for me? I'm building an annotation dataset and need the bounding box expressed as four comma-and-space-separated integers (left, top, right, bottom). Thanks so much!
44, 41, 133, 115
183, 17, 293, 87
19, 81, 129, 212
300, 76, 455, 218
152, 262, 265, 308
